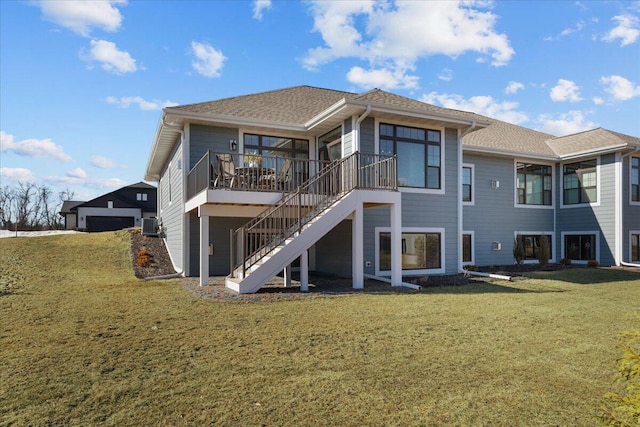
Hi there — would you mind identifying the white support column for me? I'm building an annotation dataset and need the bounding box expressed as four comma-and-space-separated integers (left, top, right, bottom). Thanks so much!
352, 204, 364, 289
199, 212, 209, 286
283, 265, 292, 288
390, 202, 402, 286
300, 249, 309, 292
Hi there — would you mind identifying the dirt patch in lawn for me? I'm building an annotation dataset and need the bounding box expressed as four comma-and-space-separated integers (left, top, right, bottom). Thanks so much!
128, 229, 177, 278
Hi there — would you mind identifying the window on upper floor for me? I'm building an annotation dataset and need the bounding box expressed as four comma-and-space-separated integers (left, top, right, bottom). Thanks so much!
136, 193, 148, 202
632, 157, 639, 203
517, 163, 552, 205
563, 159, 597, 205
108, 201, 114, 209
380, 123, 441, 189
244, 134, 309, 159
462, 165, 473, 203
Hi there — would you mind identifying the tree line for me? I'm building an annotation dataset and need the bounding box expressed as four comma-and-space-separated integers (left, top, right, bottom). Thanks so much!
0, 183, 75, 231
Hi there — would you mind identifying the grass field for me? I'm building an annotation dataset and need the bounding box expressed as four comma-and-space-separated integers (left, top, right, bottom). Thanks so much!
1, 232, 639, 426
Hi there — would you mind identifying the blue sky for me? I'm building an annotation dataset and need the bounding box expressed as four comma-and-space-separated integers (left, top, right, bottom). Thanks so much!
1, 0, 639, 201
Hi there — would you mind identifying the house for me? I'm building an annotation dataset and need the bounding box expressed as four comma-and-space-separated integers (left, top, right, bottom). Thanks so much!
61, 182, 157, 232
59, 200, 84, 230
144, 86, 640, 293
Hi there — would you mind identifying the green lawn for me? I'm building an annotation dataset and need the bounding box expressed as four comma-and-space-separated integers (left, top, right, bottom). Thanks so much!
1, 232, 639, 426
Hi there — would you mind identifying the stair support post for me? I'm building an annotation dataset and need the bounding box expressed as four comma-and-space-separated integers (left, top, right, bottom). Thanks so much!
284, 264, 292, 288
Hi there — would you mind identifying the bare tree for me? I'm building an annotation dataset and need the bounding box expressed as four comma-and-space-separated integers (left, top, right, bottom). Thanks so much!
0, 183, 76, 231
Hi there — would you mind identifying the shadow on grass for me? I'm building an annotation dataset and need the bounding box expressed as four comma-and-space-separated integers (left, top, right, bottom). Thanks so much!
523, 267, 640, 285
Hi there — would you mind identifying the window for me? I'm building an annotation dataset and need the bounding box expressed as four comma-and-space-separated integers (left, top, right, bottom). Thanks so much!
244, 134, 309, 159
379, 231, 442, 271
563, 159, 597, 205
462, 233, 473, 263
462, 165, 473, 203
107, 201, 114, 209
564, 234, 596, 261
632, 157, 639, 203
136, 193, 148, 201
517, 163, 552, 205
380, 123, 441, 189
517, 234, 552, 260
632, 233, 639, 262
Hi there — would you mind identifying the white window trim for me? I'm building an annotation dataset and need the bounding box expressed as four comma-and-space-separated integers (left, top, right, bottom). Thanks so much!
560, 231, 600, 264
513, 159, 555, 210
514, 230, 556, 264
630, 156, 640, 206
630, 230, 640, 263
375, 226, 446, 276
375, 118, 446, 195
462, 230, 475, 265
560, 157, 601, 209
462, 163, 475, 206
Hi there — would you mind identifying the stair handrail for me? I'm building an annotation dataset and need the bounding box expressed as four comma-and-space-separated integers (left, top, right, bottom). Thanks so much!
230, 152, 397, 278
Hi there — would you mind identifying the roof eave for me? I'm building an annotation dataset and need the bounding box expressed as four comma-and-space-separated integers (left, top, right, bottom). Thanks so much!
463, 145, 558, 160
557, 143, 630, 160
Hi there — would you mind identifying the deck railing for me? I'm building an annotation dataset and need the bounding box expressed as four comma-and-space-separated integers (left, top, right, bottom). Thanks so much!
230, 152, 397, 278
186, 151, 330, 200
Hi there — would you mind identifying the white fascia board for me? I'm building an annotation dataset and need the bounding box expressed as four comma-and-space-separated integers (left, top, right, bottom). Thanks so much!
558, 143, 630, 161
347, 99, 491, 128
145, 111, 171, 181
462, 145, 559, 161
304, 99, 351, 130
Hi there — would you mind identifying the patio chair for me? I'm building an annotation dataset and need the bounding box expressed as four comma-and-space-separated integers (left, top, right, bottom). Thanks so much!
213, 153, 237, 188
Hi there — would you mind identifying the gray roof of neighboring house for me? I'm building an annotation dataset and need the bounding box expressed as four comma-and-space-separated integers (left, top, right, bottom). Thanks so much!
59, 201, 84, 215
546, 127, 640, 157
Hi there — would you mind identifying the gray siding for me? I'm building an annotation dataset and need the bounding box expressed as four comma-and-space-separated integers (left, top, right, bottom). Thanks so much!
360, 117, 375, 154
159, 141, 185, 272
362, 127, 461, 275
188, 214, 250, 276
189, 124, 239, 169
343, 118, 353, 156
556, 154, 617, 265
463, 154, 554, 266
624, 155, 640, 261
314, 220, 353, 277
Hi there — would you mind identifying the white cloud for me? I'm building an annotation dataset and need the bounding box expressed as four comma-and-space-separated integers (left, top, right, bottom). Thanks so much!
538, 110, 597, 136
90, 155, 127, 169
82, 39, 137, 74
67, 168, 87, 179
303, 1, 514, 89
505, 81, 524, 94
106, 96, 178, 111
347, 66, 419, 90
602, 14, 640, 46
437, 68, 453, 82
253, 0, 272, 20
35, 0, 125, 37
0, 167, 36, 183
593, 96, 605, 105
421, 92, 529, 125
550, 79, 583, 102
46, 175, 127, 190
0, 131, 72, 161
600, 75, 640, 101
190, 41, 226, 78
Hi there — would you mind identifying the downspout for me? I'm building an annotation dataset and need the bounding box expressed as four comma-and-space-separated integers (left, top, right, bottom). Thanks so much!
355, 105, 372, 153
459, 121, 476, 272
619, 146, 640, 265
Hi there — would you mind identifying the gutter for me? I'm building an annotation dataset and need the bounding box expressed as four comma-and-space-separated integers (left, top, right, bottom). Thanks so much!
144, 270, 184, 280
464, 270, 513, 281
354, 105, 372, 152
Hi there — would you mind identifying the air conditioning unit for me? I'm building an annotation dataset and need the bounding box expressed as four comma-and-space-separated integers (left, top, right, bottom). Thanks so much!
141, 217, 158, 236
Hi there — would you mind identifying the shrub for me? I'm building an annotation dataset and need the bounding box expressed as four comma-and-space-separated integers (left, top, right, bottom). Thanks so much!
600, 312, 640, 426
537, 234, 550, 267
513, 235, 525, 265
587, 259, 600, 268
559, 258, 572, 266
137, 249, 151, 267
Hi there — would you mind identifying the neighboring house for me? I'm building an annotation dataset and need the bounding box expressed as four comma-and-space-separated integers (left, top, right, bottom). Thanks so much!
144, 86, 640, 293
59, 200, 84, 230
63, 182, 157, 232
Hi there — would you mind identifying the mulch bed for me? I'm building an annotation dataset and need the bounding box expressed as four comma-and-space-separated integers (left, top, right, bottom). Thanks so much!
126, 229, 603, 303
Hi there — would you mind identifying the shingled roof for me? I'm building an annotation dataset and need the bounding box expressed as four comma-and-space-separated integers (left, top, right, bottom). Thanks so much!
169, 86, 357, 125
546, 127, 640, 157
